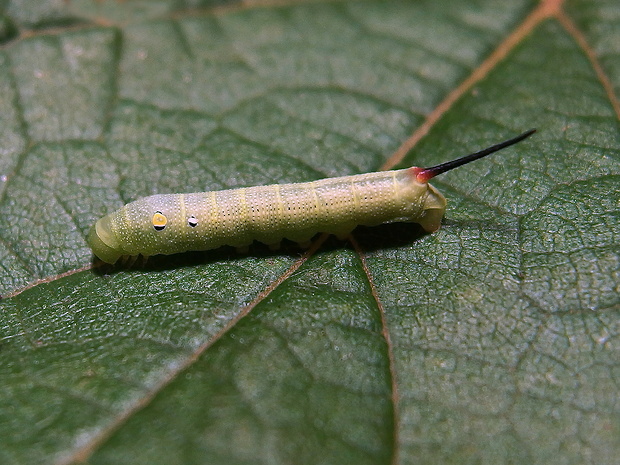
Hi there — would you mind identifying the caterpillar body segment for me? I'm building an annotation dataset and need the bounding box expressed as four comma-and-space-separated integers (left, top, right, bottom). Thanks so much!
87, 129, 536, 264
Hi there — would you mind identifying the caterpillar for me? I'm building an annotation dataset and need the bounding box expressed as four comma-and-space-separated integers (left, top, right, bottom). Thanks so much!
88, 129, 535, 264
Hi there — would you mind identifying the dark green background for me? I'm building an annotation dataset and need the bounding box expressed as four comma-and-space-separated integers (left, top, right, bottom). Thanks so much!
0, 1, 618, 464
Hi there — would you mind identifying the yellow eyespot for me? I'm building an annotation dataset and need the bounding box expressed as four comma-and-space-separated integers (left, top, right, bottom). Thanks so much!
152, 211, 167, 231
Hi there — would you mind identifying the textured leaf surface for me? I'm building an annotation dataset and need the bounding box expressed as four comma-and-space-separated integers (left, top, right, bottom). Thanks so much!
0, 1, 618, 464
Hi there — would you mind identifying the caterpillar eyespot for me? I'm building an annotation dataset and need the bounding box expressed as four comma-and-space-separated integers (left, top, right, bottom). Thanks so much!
88, 129, 536, 264
152, 211, 167, 231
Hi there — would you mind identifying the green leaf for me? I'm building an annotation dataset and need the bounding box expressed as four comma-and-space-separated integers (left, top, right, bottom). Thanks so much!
1, 1, 619, 464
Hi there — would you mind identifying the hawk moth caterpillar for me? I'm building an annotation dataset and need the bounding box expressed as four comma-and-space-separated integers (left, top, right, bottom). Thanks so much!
88, 129, 536, 264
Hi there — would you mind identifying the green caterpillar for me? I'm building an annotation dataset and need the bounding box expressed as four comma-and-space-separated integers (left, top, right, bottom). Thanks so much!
88, 129, 535, 264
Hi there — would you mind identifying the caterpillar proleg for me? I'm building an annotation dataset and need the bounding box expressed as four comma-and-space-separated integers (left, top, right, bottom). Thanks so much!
88, 129, 536, 264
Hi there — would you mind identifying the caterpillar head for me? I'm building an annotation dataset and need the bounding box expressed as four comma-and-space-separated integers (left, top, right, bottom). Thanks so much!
87, 214, 124, 264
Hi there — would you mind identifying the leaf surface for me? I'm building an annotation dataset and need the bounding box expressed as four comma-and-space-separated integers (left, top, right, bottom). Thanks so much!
0, 1, 618, 464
